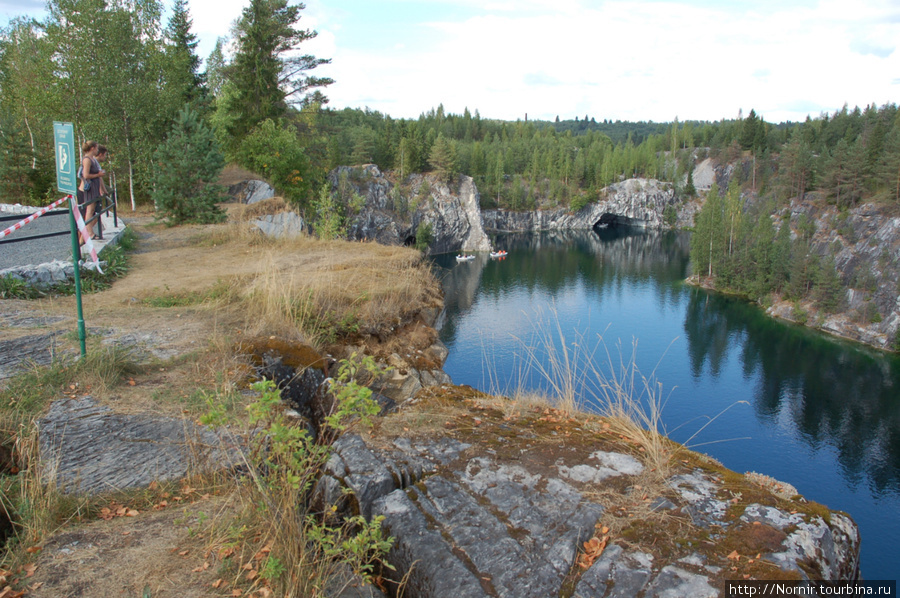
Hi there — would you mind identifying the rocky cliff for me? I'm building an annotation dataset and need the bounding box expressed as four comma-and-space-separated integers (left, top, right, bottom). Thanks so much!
765, 197, 900, 350
483, 178, 678, 232
331, 165, 492, 254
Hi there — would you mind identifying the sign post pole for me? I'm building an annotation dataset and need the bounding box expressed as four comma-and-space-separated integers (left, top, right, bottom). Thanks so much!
54, 122, 86, 358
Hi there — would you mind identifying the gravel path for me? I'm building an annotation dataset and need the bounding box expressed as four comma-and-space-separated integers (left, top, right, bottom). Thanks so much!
0, 209, 74, 270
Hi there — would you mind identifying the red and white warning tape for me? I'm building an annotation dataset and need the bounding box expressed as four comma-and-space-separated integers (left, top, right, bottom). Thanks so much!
0, 195, 103, 274
0, 196, 69, 239
69, 196, 103, 274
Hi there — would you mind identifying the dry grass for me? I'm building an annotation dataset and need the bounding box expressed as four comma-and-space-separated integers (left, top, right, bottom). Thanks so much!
235, 237, 439, 348
219, 163, 266, 187
502, 308, 677, 477
585, 467, 692, 540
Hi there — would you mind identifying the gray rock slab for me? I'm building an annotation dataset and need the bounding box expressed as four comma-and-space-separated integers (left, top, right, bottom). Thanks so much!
316, 431, 860, 598
644, 565, 718, 598
372, 490, 489, 598
328, 434, 396, 518
38, 397, 242, 494
253, 211, 306, 238
0, 331, 64, 380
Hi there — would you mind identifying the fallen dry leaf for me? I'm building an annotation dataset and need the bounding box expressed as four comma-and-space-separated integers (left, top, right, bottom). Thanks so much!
23, 562, 37, 577
218, 547, 235, 559
212, 579, 225, 589
727, 550, 741, 561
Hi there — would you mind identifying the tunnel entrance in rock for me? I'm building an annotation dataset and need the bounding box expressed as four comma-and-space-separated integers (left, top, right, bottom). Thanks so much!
403, 235, 416, 247
593, 213, 642, 231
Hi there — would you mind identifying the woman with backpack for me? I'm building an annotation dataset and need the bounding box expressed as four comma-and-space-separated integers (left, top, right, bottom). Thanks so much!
77, 140, 105, 242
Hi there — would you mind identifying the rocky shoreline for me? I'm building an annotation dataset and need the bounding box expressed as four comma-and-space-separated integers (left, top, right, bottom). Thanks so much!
327, 164, 898, 355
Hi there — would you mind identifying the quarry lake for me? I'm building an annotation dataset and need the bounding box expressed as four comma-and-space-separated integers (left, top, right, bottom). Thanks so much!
432, 228, 900, 580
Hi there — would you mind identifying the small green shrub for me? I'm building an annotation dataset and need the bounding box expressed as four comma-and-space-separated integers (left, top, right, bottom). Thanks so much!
792, 304, 808, 324
569, 193, 590, 213
663, 204, 678, 227
233, 119, 310, 208
151, 106, 226, 225
311, 184, 346, 240
415, 221, 434, 252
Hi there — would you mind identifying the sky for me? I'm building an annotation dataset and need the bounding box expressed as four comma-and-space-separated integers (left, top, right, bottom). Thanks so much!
3, 0, 900, 124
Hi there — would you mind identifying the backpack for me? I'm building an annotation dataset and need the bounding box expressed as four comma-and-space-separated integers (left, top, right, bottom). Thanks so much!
78, 165, 91, 192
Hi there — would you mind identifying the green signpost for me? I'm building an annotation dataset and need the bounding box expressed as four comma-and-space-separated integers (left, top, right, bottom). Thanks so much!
54, 122, 86, 358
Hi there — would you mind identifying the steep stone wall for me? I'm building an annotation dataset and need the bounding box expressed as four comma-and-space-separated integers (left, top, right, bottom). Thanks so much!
483, 178, 677, 232
332, 165, 491, 254
765, 197, 900, 350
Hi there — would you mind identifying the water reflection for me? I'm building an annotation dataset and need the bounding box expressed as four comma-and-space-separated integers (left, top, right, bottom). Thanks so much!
434, 229, 690, 346
436, 228, 900, 497
435, 227, 900, 578
684, 288, 900, 497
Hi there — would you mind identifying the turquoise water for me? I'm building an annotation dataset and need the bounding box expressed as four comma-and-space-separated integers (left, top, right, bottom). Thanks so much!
432, 228, 900, 580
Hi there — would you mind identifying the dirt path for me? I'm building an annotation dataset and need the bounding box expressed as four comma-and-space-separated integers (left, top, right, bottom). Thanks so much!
28, 494, 233, 598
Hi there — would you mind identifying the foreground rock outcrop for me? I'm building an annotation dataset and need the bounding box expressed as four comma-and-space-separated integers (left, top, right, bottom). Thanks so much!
38, 397, 241, 494
315, 388, 860, 597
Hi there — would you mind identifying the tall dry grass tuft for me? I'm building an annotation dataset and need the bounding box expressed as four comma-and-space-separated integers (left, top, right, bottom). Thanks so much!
0, 429, 96, 572
236, 239, 438, 348
505, 307, 678, 476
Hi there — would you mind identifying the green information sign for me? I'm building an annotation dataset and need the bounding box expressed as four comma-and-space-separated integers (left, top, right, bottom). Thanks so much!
54, 121, 77, 195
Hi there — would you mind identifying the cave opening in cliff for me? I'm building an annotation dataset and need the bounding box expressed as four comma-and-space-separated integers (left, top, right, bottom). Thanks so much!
593, 213, 642, 230
403, 235, 416, 247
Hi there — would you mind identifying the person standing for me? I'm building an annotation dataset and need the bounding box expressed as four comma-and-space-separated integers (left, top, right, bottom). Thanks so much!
96, 145, 109, 197
77, 140, 105, 241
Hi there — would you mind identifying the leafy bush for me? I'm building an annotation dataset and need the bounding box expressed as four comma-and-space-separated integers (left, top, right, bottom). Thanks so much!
663, 204, 678, 227
570, 193, 590, 213
200, 354, 393, 594
311, 183, 346, 240
233, 119, 310, 208
415, 221, 434, 252
151, 106, 226, 225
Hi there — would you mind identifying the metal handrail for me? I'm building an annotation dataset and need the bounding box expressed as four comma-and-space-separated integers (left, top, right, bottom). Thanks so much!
0, 209, 70, 245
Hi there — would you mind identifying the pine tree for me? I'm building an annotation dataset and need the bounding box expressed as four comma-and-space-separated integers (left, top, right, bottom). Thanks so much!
880, 119, 900, 202
205, 37, 227, 98
151, 107, 225, 224
740, 109, 760, 151
690, 183, 725, 279
684, 163, 696, 197
164, 0, 207, 112
226, 0, 332, 144
428, 134, 457, 185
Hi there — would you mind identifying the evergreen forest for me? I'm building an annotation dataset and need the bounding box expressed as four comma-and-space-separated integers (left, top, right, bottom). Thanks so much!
3, 0, 900, 216
2, 0, 899, 327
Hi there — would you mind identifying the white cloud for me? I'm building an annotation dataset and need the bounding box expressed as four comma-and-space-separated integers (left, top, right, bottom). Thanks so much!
3, 0, 896, 123
312, 0, 900, 122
